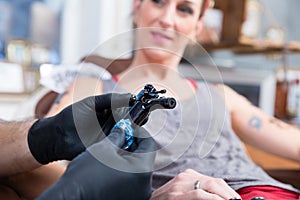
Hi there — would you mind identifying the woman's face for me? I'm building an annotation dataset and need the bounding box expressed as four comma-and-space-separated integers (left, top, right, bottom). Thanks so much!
133, 0, 204, 60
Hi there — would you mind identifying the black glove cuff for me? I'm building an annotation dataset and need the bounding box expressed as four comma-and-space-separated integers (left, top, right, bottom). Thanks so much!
28, 118, 56, 164
28, 116, 86, 164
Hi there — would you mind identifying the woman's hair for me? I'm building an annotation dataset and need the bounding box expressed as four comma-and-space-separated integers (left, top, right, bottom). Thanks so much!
134, 0, 209, 22
200, 0, 209, 18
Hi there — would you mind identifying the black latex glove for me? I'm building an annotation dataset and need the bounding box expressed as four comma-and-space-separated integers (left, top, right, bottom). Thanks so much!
28, 93, 132, 164
36, 125, 157, 200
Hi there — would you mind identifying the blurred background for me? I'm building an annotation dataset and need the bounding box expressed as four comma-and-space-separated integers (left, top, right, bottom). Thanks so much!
0, 0, 300, 122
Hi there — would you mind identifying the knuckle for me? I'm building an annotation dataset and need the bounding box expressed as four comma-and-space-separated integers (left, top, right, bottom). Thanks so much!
204, 178, 226, 190
166, 193, 176, 200
205, 179, 216, 190
169, 184, 181, 192
194, 190, 206, 199
183, 168, 194, 174
174, 173, 186, 182
215, 178, 226, 185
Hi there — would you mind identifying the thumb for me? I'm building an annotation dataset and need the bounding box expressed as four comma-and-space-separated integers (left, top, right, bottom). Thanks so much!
132, 127, 157, 153
106, 118, 134, 148
106, 127, 126, 149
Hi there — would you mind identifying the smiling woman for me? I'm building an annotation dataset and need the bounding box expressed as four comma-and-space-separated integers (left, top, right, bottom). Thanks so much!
41, 0, 300, 199
131, 0, 208, 66
40, 1, 300, 200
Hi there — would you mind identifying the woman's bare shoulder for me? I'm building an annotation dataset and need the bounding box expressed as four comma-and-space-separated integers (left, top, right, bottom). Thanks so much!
46, 76, 104, 117
211, 84, 252, 113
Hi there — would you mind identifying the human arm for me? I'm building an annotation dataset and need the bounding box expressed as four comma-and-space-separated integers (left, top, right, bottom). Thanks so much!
37, 125, 156, 200
0, 119, 40, 176
28, 92, 131, 164
46, 76, 103, 117
1, 162, 65, 200
150, 169, 241, 200
215, 84, 300, 162
0, 93, 131, 176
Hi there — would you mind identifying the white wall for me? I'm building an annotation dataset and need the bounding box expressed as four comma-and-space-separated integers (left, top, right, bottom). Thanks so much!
60, 0, 133, 64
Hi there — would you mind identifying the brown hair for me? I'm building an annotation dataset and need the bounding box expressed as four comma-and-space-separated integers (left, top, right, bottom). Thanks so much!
199, 0, 209, 18
136, 0, 209, 19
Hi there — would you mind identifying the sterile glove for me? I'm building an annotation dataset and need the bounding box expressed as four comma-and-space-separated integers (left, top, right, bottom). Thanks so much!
28, 93, 131, 164
37, 125, 156, 200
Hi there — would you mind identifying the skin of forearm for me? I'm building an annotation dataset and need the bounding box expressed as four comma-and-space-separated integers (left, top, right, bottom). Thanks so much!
269, 119, 300, 162
0, 119, 41, 177
268, 117, 300, 162
222, 85, 300, 163
234, 110, 300, 162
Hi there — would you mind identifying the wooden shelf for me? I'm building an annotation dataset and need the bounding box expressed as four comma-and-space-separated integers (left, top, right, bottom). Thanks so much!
202, 38, 300, 54
213, 0, 246, 44
200, 0, 300, 54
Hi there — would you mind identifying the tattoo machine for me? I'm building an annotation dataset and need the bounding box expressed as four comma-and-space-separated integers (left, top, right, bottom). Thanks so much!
112, 84, 177, 149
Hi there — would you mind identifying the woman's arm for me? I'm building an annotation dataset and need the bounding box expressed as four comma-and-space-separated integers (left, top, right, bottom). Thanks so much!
215, 84, 300, 162
46, 76, 103, 117
1, 162, 65, 200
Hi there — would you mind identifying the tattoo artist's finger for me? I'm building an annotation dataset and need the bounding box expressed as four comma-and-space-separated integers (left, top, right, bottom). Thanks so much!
132, 127, 157, 153
107, 127, 126, 148
109, 93, 132, 109
176, 189, 225, 200
94, 93, 132, 112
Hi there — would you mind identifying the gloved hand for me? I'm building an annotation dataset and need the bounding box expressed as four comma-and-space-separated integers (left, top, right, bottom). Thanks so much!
36, 125, 157, 200
28, 93, 132, 164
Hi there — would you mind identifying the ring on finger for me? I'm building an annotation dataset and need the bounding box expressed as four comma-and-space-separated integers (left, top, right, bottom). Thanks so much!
194, 180, 200, 190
